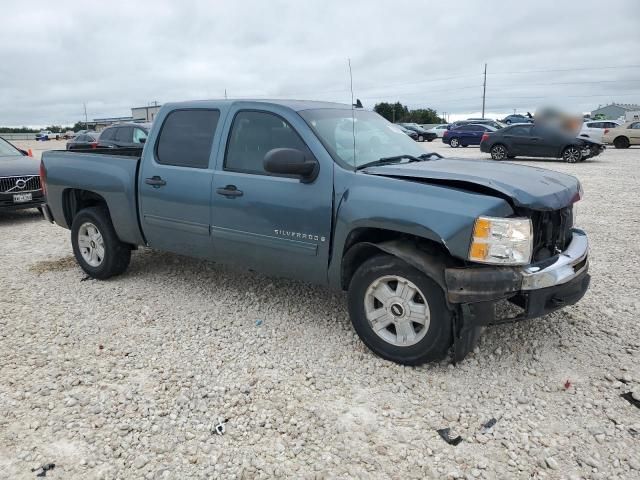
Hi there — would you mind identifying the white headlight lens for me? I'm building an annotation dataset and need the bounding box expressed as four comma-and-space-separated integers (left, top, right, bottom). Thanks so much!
469, 216, 533, 265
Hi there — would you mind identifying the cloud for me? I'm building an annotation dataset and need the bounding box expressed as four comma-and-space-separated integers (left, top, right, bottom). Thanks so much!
1, 0, 639, 126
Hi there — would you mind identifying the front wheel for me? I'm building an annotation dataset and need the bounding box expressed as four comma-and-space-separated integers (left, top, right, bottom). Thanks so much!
562, 146, 582, 163
347, 255, 453, 365
71, 207, 131, 279
449, 137, 460, 148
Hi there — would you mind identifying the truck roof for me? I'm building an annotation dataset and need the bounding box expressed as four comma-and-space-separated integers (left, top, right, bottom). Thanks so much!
163, 99, 353, 112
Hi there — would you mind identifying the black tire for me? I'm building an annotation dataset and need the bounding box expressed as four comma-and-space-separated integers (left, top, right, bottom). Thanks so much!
562, 145, 582, 163
449, 137, 460, 148
71, 207, 131, 279
613, 136, 630, 149
490, 143, 508, 160
347, 254, 453, 365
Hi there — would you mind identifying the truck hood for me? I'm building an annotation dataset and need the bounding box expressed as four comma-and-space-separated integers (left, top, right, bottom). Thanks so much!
0, 155, 40, 177
363, 157, 581, 211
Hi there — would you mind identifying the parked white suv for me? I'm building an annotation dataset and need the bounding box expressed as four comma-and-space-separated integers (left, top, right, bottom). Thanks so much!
579, 120, 621, 142
424, 124, 450, 138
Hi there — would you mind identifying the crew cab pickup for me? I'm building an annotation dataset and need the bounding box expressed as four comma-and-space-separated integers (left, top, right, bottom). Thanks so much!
40, 100, 590, 365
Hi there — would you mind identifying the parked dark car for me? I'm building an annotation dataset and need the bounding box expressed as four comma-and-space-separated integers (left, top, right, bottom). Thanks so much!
397, 125, 419, 141
0, 137, 43, 211
449, 119, 503, 130
443, 124, 497, 147
66, 132, 100, 150
399, 123, 437, 142
500, 114, 534, 125
480, 124, 605, 162
98, 123, 150, 149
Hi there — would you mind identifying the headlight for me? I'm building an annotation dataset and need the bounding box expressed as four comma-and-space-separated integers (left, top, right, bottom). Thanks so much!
469, 216, 533, 265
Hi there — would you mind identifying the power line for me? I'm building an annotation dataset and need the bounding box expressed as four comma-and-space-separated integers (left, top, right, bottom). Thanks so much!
488, 64, 640, 75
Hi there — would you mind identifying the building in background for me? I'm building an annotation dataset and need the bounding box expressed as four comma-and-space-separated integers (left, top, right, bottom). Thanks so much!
131, 104, 162, 122
86, 104, 162, 131
590, 103, 640, 120
86, 116, 134, 131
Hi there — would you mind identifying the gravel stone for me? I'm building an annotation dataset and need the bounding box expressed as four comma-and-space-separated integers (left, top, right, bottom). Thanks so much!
1, 141, 639, 478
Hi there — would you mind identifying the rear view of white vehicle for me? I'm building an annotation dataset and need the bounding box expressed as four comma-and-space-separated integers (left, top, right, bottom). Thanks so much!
579, 120, 620, 142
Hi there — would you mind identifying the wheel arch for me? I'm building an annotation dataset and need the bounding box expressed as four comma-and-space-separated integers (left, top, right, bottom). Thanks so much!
340, 228, 455, 298
62, 188, 109, 228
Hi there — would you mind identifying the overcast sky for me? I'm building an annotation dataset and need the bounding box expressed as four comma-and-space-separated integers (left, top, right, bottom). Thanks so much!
1, 0, 639, 126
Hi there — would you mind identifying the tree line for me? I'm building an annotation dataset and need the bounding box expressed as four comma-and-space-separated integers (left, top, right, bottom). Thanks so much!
0, 121, 88, 133
373, 102, 444, 124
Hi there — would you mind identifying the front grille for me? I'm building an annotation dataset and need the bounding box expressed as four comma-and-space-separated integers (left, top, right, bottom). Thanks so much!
530, 206, 573, 262
0, 176, 41, 194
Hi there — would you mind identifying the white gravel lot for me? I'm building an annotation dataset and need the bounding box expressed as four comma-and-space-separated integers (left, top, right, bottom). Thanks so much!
1, 140, 639, 479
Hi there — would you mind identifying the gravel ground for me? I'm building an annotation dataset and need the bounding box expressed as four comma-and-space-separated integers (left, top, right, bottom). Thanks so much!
1, 140, 639, 479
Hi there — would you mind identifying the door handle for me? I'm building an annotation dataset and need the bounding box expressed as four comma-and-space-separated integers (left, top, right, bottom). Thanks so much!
216, 185, 243, 198
145, 176, 166, 187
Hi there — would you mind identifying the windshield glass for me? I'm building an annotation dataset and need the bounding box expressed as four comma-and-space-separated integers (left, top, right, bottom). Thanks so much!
299, 109, 427, 169
0, 138, 22, 157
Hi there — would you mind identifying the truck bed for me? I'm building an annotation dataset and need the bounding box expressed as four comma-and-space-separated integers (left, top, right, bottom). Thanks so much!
42, 149, 146, 246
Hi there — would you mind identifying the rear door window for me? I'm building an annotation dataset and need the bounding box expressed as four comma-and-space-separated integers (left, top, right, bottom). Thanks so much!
115, 127, 133, 143
509, 126, 532, 136
156, 109, 220, 168
100, 128, 116, 141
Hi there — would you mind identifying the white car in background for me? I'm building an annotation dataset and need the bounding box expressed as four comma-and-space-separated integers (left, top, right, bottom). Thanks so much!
579, 119, 621, 142
424, 124, 450, 138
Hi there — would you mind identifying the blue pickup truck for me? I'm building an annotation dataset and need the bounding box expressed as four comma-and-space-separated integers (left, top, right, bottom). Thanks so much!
40, 100, 590, 365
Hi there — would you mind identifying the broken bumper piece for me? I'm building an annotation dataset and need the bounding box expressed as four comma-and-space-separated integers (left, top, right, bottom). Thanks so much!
445, 229, 590, 325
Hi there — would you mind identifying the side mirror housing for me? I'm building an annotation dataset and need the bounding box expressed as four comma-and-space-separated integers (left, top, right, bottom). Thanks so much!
264, 148, 319, 183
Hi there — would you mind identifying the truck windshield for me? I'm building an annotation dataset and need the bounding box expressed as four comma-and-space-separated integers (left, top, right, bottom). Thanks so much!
299, 109, 427, 170
0, 138, 22, 157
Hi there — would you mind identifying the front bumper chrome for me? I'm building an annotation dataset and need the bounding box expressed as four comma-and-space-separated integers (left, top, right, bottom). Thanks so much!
521, 229, 588, 290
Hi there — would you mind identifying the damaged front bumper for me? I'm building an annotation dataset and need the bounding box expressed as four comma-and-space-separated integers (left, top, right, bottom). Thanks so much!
446, 228, 590, 325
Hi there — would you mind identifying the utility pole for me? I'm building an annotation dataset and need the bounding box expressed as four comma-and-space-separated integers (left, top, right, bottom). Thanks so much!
83, 103, 88, 129
481, 63, 487, 119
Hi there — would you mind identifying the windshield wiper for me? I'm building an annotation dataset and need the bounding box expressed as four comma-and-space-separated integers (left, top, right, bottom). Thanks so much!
356, 152, 442, 170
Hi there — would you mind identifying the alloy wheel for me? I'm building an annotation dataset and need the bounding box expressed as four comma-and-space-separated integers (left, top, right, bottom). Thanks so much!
364, 275, 431, 347
78, 222, 105, 267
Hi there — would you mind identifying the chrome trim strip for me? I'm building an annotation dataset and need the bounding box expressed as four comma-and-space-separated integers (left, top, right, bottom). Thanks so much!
211, 225, 318, 256
521, 229, 589, 290
143, 214, 209, 236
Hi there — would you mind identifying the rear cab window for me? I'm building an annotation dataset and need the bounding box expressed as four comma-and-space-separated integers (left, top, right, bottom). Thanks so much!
155, 109, 220, 168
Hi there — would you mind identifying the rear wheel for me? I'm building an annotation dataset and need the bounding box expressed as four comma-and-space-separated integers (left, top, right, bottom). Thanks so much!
490, 144, 508, 160
449, 137, 460, 148
348, 255, 453, 365
71, 207, 131, 279
613, 136, 630, 149
505, 119, 512, 125
562, 146, 582, 163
